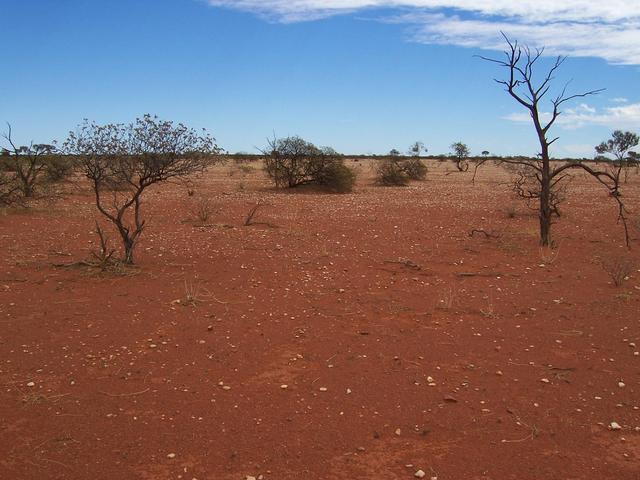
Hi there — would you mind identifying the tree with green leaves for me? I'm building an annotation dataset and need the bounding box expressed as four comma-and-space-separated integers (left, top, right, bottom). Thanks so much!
262, 135, 355, 192
596, 130, 638, 163
450, 142, 470, 171
408, 141, 426, 157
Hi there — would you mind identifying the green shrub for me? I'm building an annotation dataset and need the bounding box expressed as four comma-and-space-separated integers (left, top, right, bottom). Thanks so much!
402, 158, 428, 180
317, 161, 356, 193
263, 136, 355, 193
375, 157, 427, 185
44, 156, 76, 182
375, 159, 409, 186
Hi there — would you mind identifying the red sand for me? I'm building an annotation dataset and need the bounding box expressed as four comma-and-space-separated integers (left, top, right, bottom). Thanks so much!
1, 160, 639, 479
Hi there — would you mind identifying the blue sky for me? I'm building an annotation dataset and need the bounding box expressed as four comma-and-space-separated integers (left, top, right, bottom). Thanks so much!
1, 0, 638, 157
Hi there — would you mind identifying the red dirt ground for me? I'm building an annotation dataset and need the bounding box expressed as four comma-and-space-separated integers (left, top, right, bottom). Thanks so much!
1, 160, 639, 480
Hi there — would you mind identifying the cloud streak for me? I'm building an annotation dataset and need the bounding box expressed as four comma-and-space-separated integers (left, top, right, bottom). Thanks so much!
505, 103, 640, 130
207, 0, 640, 64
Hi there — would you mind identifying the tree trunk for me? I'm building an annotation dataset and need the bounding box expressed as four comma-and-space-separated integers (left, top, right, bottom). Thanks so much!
123, 238, 135, 264
539, 144, 552, 246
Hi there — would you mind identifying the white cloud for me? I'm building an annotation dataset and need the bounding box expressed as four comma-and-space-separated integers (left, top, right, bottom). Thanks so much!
207, 0, 640, 64
611, 97, 629, 103
505, 103, 640, 130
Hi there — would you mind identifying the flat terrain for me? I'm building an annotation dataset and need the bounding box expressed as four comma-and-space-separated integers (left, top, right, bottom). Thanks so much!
1, 160, 639, 480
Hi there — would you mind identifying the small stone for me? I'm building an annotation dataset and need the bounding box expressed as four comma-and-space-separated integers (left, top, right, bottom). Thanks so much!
149, 344, 157, 349
426, 376, 435, 383
222, 385, 231, 391
346, 388, 352, 394
280, 384, 288, 389
444, 395, 458, 403
246, 476, 257, 480
395, 428, 401, 436
167, 453, 176, 459
540, 378, 550, 384
415, 470, 426, 478
356, 446, 365, 452
618, 382, 626, 388
610, 422, 622, 430
319, 387, 328, 392
26, 382, 35, 387
496, 370, 503, 376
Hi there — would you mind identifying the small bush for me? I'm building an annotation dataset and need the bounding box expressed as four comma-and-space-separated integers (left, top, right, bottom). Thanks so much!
263, 136, 355, 193
375, 159, 409, 186
402, 158, 428, 180
375, 157, 427, 185
504, 204, 517, 219
0, 172, 21, 206
315, 161, 356, 193
601, 254, 635, 287
44, 156, 76, 182
193, 198, 214, 223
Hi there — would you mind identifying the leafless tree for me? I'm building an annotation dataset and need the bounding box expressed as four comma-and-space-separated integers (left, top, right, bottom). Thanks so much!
479, 34, 630, 247
64, 114, 221, 264
2, 123, 56, 197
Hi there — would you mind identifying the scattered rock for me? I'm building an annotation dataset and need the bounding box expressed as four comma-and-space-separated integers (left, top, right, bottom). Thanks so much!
540, 378, 550, 384
167, 453, 176, 459
415, 470, 426, 478
610, 422, 622, 431
395, 428, 401, 436
280, 384, 288, 389
319, 387, 328, 392
26, 382, 35, 387
444, 395, 458, 403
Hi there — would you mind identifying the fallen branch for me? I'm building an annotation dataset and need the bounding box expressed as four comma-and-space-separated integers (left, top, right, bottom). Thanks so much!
469, 229, 501, 239
99, 388, 150, 397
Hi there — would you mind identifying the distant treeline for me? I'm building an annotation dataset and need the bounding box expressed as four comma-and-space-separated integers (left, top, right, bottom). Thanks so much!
223, 153, 600, 163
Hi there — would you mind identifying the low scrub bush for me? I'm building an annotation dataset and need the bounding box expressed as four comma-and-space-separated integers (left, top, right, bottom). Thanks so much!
263, 136, 356, 193
375, 157, 427, 186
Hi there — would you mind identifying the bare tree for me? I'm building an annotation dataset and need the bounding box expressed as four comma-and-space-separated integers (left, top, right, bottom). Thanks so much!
479, 34, 630, 247
2, 123, 56, 197
64, 114, 221, 264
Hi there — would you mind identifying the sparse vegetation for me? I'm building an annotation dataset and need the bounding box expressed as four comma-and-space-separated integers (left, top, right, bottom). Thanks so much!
480, 35, 630, 247
64, 114, 221, 264
450, 142, 470, 172
263, 136, 356, 193
375, 157, 427, 185
601, 253, 634, 287
2, 123, 57, 198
